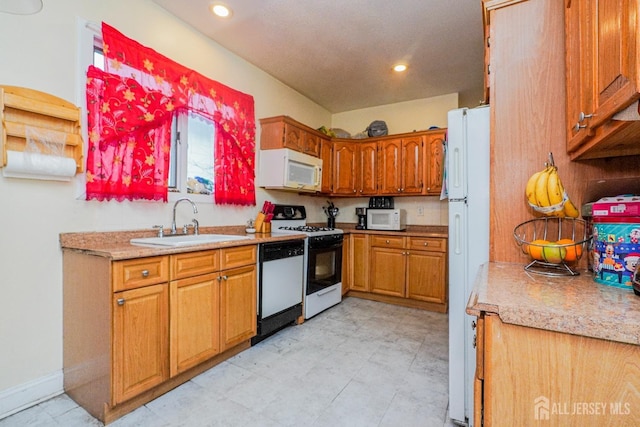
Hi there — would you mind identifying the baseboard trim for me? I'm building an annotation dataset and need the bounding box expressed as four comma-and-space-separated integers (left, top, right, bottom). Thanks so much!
0, 371, 63, 420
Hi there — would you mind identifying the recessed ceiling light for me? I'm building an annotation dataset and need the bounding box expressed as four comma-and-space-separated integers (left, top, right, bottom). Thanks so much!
393, 64, 408, 72
211, 3, 232, 18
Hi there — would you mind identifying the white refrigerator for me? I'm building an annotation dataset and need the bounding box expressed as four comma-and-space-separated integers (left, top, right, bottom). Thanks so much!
447, 106, 490, 427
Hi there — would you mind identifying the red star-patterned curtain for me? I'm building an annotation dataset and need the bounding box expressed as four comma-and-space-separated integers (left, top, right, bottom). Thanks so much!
85, 22, 256, 205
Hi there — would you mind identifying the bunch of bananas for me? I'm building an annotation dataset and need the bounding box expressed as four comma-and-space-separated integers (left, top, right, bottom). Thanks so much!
525, 162, 579, 218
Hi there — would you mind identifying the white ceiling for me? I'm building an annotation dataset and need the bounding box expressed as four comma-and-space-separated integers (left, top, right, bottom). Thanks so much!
152, 0, 486, 113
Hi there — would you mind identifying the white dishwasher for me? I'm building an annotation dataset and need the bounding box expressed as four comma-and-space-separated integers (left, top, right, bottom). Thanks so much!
252, 239, 304, 345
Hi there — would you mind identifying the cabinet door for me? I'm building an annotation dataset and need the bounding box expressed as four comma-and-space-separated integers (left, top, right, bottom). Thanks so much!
406, 250, 446, 304
169, 273, 220, 376
565, 0, 594, 150
319, 139, 333, 193
369, 247, 405, 297
401, 136, 424, 194
378, 138, 402, 194
341, 235, 351, 295
302, 131, 320, 157
333, 142, 358, 195
112, 284, 168, 404
283, 122, 303, 152
358, 142, 378, 195
424, 131, 445, 195
220, 265, 257, 351
350, 234, 369, 292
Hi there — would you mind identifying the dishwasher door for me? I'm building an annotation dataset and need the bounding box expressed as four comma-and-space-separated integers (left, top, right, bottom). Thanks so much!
261, 255, 304, 318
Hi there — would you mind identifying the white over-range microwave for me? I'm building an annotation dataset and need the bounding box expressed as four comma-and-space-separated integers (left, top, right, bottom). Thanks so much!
367, 208, 406, 231
258, 148, 323, 193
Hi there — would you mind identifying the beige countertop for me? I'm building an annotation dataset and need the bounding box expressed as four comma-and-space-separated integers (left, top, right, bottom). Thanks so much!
60, 226, 306, 260
467, 262, 640, 346
334, 223, 448, 238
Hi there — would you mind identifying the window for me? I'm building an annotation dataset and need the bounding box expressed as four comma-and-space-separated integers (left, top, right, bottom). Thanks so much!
92, 44, 216, 203
168, 113, 215, 196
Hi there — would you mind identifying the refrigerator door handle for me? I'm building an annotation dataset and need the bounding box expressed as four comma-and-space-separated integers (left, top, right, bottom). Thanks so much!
449, 197, 467, 203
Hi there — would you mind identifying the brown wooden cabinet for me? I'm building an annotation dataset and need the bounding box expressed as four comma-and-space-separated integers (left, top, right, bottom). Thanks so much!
259, 115, 446, 197
378, 136, 425, 195
406, 237, 447, 303
565, 0, 640, 159
350, 233, 370, 292
424, 130, 445, 195
341, 234, 351, 295
63, 244, 256, 424
113, 283, 169, 404
332, 140, 377, 195
367, 234, 447, 308
220, 264, 257, 351
319, 138, 333, 193
170, 273, 220, 376
475, 313, 640, 426
259, 115, 326, 157
370, 235, 406, 297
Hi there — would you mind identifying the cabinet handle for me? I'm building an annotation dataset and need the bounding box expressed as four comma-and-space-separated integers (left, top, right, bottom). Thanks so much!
117, 298, 125, 306
386, 240, 390, 244
141, 270, 149, 278
217, 276, 222, 282
423, 242, 429, 246
573, 122, 587, 132
222, 275, 228, 281
578, 112, 593, 122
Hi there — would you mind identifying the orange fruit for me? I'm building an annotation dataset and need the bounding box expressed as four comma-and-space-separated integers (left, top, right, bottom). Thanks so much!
526, 239, 550, 261
557, 238, 582, 262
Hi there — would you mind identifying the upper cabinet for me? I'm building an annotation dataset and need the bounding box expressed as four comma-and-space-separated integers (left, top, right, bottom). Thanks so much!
259, 115, 446, 197
424, 130, 445, 196
332, 140, 377, 196
565, 0, 640, 159
378, 135, 425, 195
259, 115, 326, 157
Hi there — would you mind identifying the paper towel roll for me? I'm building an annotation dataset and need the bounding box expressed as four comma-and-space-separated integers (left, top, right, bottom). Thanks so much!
3, 150, 77, 181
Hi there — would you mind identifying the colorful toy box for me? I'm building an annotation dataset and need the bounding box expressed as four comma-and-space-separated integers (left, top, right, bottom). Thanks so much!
592, 212, 640, 289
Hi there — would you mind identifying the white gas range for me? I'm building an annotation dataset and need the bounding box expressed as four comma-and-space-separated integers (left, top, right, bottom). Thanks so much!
270, 205, 344, 319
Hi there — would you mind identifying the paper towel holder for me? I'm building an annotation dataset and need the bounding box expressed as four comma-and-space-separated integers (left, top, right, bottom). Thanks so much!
0, 85, 84, 177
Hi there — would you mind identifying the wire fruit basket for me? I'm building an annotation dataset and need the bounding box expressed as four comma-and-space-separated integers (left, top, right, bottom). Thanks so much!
513, 217, 591, 276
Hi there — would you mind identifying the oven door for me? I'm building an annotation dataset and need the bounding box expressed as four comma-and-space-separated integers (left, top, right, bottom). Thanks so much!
306, 236, 343, 296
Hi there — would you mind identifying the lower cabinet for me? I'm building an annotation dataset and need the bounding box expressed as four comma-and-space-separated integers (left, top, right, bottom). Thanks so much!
355, 233, 447, 312
350, 234, 370, 292
220, 264, 257, 351
476, 313, 640, 426
63, 244, 257, 424
113, 284, 169, 404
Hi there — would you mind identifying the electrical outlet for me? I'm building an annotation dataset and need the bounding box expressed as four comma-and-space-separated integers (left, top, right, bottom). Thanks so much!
417, 206, 424, 216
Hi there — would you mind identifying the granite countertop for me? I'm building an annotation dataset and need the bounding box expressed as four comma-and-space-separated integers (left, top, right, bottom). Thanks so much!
334, 223, 448, 238
60, 226, 306, 260
467, 262, 640, 346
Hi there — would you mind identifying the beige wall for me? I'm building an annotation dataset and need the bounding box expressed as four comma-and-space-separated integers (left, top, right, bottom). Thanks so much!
331, 93, 458, 136
0, 0, 454, 415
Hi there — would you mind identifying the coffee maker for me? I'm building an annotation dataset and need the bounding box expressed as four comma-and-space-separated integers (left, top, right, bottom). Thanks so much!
355, 207, 367, 230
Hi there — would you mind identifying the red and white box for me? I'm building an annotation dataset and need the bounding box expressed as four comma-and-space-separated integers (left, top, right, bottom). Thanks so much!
592, 195, 640, 218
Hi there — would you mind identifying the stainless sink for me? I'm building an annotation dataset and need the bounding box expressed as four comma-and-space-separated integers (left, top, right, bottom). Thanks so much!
130, 234, 251, 247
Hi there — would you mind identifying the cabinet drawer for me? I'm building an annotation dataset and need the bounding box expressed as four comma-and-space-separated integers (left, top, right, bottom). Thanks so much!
113, 256, 169, 291
370, 235, 405, 249
171, 250, 220, 280
220, 245, 257, 270
408, 237, 446, 252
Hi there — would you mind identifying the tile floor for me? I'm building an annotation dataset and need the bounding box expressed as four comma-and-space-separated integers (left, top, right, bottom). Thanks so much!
0, 297, 458, 427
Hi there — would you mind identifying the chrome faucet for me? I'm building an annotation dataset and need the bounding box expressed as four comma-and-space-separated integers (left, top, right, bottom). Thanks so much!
171, 198, 198, 235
